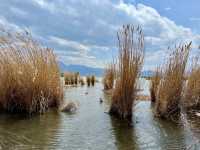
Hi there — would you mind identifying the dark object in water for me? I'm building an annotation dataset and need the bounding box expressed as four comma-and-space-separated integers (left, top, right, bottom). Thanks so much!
99, 98, 103, 103
61, 102, 77, 113
85, 92, 88, 95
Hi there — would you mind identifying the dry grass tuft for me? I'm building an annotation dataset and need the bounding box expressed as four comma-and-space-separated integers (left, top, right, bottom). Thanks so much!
150, 67, 161, 103
109, 24, 144, 120
155, 42, 192, 118
64, 72, 79, 85
0, 29, 63, 114
86, 76, 91, 86
183, 54, 200, 109
79, 78, 85, 86
103, 63, 115, 90
91, 75, 95, 86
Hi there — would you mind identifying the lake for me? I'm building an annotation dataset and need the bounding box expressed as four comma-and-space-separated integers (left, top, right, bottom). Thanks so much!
0, 79, 200, 150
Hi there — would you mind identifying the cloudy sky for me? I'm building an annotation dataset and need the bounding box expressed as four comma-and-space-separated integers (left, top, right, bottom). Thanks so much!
0, 0, 200, 70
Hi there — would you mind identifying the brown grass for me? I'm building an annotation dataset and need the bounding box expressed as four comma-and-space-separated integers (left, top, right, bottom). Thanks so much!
64, 72, 79, 85
150, 67, 161, 102
0, 29, 63, 114
155, 42, 192, 118
91, 75, 95, 86
103, 63, 115, 90
109, 25, 144, 120
183, 55, 200, 109
86, 76, 91, 86
79, 78, 85, 86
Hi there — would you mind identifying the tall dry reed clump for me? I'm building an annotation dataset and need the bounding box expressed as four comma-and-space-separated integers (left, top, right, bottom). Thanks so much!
103, 63, 115, 90
0, 29, 63, 114
86, 76, 91, 86
109, 25, 144, 120
183, 56, 200, 109
91, 75, 95, 86
64, 72, 79, 85
79, 78, 85, 86
155, 42, 192, 118
150, 67, 161, 103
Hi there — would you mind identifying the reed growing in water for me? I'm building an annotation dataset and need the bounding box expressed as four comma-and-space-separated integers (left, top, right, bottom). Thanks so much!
155, 42, 192, 119
79, 78, 85, 86
183, 55, 200, 109
86, 76, 91, 86
103, 63, 115, 90
150, 67, 161, 103
64, 72, 79, 85
109, 25, 144, 120
91, 75, 95, 86
0, 29, 63, 114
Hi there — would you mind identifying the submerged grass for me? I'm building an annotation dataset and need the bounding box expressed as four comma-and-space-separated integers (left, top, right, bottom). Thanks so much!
109, 25, 144, 120
0, 29, 63, 114
155, 42, 192, 119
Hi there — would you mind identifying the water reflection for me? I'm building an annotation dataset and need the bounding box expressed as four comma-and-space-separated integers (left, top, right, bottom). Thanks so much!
135, 102, 187, 150
110, 116, 139, 150
0, 81, 200, 149
0, 109, 61, 149
183, 110, 200, 149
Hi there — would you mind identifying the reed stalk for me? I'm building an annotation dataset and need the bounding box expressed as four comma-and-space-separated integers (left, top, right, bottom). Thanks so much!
155, 42, 192, 118
183, 54, 200, 109
109, 25, 144, 120
150, 67, 161, 103
0, 29, 63, 114
103, 63, 115, 90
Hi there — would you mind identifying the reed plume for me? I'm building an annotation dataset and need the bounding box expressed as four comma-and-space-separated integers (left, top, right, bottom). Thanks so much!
109, 25, 144, 120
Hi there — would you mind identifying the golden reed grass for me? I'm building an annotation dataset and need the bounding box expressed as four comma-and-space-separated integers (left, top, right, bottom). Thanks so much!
91, 75, 95, 86
150, 67, 161, 102
0, 29, 63, 114
183, 55, 200, 109
103, 63, 115, 90
79, 78, 85, 86
155, 42, 192, 118
64, 72, 79, 85
86, 76, 91, 86
109, 25, 144, 120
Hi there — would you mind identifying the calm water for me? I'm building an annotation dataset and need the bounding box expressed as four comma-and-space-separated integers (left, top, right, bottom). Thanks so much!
0, 80, 200, 150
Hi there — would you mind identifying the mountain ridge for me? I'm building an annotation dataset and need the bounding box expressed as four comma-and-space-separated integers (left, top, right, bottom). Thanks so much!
58, 61, 154, 77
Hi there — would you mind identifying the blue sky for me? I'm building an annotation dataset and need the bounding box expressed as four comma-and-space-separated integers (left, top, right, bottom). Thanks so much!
0, 0, 200, 70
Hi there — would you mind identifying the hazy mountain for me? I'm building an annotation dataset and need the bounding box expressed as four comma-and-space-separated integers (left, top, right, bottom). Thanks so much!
58, 61, 154, 77
58, 61, 104, 77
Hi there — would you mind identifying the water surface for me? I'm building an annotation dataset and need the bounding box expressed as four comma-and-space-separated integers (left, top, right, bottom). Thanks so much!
0, 81, 200, 150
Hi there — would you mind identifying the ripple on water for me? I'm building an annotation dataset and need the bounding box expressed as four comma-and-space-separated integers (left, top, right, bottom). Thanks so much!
0, 82, 200, 149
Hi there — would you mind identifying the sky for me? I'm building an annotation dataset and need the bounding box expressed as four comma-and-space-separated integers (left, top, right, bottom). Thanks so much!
0, 0, 200, 70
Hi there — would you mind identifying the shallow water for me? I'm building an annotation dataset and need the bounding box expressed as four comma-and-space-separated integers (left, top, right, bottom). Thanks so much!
0, 82, 200, 150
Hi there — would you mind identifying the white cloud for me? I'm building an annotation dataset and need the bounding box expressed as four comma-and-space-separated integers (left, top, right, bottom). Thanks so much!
165, 7, 171, 11
0, 0, 200, 70
10, 7, 28, 17
49, 36, 90, 53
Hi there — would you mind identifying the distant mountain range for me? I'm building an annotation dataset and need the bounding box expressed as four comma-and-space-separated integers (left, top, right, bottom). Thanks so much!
58, 61, 154, 77
58, 61, 104, 76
